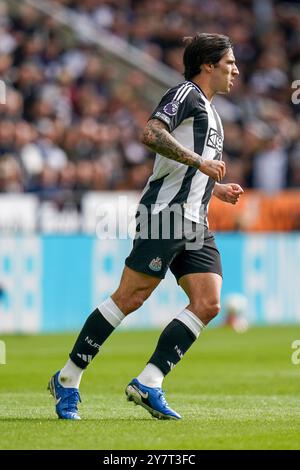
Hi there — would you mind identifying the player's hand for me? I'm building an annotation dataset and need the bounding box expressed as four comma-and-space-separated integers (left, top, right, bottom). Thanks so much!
213, 183, 244, 204
198, 159, 226, 182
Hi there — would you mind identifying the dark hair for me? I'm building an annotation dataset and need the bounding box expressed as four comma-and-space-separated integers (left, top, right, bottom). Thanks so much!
183, 33, 233, 80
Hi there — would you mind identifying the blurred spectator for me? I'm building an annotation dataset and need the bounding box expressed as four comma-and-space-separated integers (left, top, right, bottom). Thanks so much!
0, 0, 299, 211
0, 154, 23, 192
223, 293, 249, 333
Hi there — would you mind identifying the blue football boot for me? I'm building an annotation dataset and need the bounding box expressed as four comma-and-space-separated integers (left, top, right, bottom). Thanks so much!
125, 378, 181, 420
48, 371, 81, 420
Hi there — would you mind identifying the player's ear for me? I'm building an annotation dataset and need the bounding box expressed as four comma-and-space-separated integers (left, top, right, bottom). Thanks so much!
203, 63, 214, 73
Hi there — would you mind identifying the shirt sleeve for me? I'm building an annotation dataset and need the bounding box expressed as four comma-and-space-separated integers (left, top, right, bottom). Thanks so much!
149, 84, 198, 132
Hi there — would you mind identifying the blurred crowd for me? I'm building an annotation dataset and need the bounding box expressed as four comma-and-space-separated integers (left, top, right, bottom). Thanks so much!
0, 0, 300, 209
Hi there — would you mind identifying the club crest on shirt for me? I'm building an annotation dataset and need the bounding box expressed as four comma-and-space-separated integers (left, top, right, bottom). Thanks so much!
206, 127, 223, 153
149, 257, 162, 272
163, 101, 180, 116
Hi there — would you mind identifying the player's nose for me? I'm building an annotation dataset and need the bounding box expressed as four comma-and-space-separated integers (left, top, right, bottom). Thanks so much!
233, 64, 239, 76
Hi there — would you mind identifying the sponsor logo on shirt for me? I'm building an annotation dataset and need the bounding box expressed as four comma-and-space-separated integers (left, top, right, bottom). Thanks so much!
206, 127, 223, 153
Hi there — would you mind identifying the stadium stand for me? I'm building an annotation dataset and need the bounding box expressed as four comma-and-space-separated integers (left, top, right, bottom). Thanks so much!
0, 0, 299, 231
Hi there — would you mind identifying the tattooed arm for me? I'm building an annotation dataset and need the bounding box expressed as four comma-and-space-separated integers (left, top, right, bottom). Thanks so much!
141, 119, 226, 182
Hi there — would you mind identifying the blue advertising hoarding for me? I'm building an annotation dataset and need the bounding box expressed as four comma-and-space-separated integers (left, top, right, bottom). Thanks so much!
0, 233, 299, 333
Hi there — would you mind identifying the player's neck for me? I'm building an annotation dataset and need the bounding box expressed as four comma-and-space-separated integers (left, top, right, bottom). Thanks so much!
191, 77, 215, 102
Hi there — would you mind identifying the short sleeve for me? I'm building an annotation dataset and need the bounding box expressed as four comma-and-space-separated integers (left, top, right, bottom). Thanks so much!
149, 83, 198, 132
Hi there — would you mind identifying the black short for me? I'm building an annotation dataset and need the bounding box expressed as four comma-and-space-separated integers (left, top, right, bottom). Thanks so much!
125, 208, 222, 283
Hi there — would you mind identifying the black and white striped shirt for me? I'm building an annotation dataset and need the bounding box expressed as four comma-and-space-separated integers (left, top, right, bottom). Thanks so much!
140, 81, 224, 225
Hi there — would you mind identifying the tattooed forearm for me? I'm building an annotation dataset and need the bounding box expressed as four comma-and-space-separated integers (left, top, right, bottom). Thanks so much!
141, 119, 203, 169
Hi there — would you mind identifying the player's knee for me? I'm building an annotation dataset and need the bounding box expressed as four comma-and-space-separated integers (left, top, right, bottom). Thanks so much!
112, 290, 147, 315
191, 299, 220, 323
128, 292, 146, 312
204, 300, 221, 321
211, 301, 221, 316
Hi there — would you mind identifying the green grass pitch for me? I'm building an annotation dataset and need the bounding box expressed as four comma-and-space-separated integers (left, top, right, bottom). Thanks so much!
0, 326, 300, 450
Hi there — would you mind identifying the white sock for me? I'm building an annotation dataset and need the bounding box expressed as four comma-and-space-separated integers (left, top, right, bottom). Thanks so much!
99, 297, 125, 327
176, 308, 205, 338
137, 363, 164, 388
136, 310, 204, 388
59, 298, 125, 389
59, 359, 84, 389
